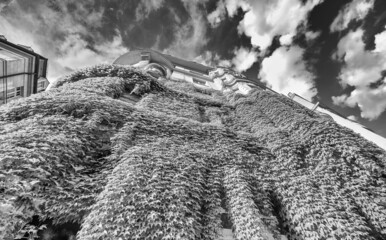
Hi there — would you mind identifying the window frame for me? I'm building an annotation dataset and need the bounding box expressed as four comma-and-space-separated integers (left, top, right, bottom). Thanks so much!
16, 86, 23, 96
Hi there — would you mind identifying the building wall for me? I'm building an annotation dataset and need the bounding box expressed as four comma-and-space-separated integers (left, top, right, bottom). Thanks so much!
317, 106, 386, 151
113, 50, 386, 150
4, 65, 386, 240
289, 92, 386, 151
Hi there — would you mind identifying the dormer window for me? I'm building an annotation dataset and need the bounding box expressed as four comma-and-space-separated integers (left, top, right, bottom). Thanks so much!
144, 63, 167, 79
141, 52, 150, 61
193, 78, 206, 85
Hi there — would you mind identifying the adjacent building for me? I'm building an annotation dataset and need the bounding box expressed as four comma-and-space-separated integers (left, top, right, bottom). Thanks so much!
0, 35, 48, 105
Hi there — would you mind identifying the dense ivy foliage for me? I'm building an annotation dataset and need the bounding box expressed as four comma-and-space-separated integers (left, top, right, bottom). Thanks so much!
1, 64, 385, 240
227, 91, 386, 239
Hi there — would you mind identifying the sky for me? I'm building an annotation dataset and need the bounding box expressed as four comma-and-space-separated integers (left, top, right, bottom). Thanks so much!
1, 0, 386, 138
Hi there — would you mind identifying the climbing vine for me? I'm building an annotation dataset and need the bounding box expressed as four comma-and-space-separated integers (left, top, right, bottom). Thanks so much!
1, 64, 385, 240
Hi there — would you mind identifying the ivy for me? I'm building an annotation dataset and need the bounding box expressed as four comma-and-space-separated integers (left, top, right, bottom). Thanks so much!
1, 64, 385, 240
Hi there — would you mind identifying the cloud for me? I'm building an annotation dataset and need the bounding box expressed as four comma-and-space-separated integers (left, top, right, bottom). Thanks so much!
305, 31, 321, 41
0, 0, 12, 12
0, 0, 129, 82
163, 1, 209, 60
330, 0, 374, 32
373, 27, 386, 52
332, 27, 386, 120
195, 47, 259, 72
0, 0, 213, 82
231, 47, 258, 72
279, 34, 293, 46
334, 29, 384, 87
220, 0, 323, 51
135, 0, 165, 21
332, 85, 386, 120
207, 0, 226, 28
259, 46, 317, 99
207, 0, 321, 97
223, 0, 249, 17
54, 33, 128, 79
194, 51, 231, 68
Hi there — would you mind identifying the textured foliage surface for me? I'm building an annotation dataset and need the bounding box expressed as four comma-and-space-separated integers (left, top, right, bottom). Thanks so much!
1, 64, 386, 240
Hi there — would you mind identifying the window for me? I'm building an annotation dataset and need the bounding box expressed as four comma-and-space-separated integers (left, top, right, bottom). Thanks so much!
193, 78, 206, 86
0, 91, 5, 103
38, 81, 45, 89
144, 64, 167, 79
189, 70, 204, 76
6, 87, 23, 99
38, 59, 45, 77
170, 71, 186, 81
141, 52, 150, 61
7, 88, 15, 99
147, 68, 164, 78
16, 86, 23, 96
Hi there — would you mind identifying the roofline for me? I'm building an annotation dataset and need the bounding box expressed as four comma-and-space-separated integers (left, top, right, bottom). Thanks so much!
136, 48, 214, 74
146, 49, 175, 70
0, 38, 47, 60
288, 92, 373, 127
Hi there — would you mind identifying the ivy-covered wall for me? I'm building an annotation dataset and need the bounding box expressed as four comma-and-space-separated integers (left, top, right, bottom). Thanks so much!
0, 64, 385, 240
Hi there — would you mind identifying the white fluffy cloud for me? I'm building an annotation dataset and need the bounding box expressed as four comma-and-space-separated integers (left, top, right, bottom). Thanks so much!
332, 86, 386, 120
207, 0, 322, 90
231, 47, 258, 72
374, 28, 386, 53
196, 47, 257, 72
259, 46, 317, 99
330, 0, 374, 32
207, 0, 227, 28
194, 51, 231, 68
218, 0, 323, 51
330, 0, 386, 120
224, 0, 249, 17
279, 34, 294, 46
332, 27, 386, 120
55, 33, 128, 79
334, 29, 385, 87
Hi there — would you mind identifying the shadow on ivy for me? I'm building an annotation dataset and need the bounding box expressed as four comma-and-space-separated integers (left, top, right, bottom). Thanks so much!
15, 216, 80, 240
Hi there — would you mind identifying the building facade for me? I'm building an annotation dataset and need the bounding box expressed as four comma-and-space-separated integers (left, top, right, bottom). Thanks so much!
0, 35, 48, 105
288, 92, 386, 151
2, 63, 386, 240
114, 49, 386, 151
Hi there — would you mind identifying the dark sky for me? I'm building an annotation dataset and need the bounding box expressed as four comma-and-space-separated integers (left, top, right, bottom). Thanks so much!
1, 0, 385, 138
